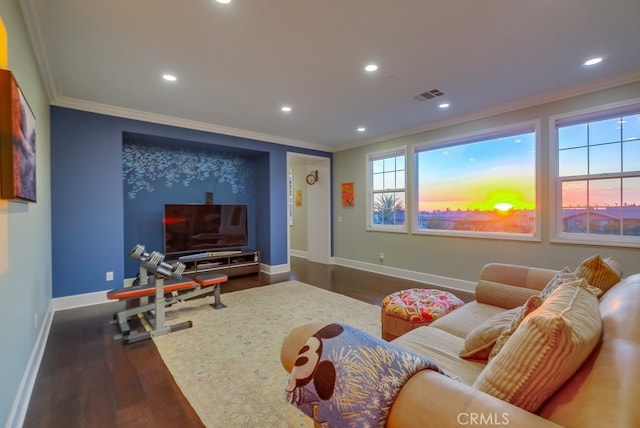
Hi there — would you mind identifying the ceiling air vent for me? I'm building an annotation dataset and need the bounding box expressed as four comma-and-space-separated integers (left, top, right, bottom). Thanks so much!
413, 88, 445, 102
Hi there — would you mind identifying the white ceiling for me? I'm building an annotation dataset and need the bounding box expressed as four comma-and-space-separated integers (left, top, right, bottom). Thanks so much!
19, 0, 640, 152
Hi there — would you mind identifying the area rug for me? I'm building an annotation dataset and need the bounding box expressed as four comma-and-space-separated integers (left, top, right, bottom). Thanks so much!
153, 281, 381, 427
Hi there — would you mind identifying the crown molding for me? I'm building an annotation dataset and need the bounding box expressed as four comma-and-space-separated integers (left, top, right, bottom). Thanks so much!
52, 96, 333, 153
335, 70, 640, 152
19, 0, 58, 103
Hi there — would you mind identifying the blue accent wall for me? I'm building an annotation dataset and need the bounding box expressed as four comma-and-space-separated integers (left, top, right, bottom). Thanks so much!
121, 136, 258, 277
51, 106, 330, 297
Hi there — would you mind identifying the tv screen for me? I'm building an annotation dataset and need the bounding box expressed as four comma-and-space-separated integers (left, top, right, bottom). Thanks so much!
163, 204, 248, 256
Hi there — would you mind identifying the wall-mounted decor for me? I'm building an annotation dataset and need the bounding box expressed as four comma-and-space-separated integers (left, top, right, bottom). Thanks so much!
306, 169, 318, 185
295, 189, 302, 207
0, 69, 36, 202
342, 182, 354, 207
122, 139, 253, 199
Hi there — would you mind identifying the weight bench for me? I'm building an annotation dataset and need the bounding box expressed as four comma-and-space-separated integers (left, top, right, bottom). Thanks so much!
107, 244, 228, 344
195, 273, 229, 309
107, 278, 197, 301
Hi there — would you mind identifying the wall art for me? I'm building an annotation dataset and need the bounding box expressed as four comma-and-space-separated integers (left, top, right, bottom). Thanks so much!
342, 182, 354, 206
0, 69, 36, 202
122, 139, 253, 199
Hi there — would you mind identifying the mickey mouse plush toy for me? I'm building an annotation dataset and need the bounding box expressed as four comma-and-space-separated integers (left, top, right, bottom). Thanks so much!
285, 323, 344, 422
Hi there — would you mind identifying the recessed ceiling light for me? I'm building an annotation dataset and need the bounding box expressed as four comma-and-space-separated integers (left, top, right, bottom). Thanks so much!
281, 106, 292, 112
162, 73, 177, 82
584, 57, 603, 66
439, 103, 450, 109
357, 127, 366, 132
216, 0, 231, 4
364, 64, 378, 72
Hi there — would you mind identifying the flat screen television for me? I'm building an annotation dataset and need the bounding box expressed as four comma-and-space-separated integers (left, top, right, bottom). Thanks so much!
163, 204, 248, 256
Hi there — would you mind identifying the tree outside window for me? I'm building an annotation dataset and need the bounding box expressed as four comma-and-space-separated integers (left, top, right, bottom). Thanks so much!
367, 149, 407, 231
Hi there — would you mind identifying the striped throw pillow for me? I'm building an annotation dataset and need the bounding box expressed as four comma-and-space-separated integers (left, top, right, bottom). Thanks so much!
574, 255, 622, 295
473, 281, 601, 412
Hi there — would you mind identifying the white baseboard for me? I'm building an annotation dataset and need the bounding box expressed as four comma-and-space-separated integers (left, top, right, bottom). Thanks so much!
6, 301, 55, 428
260, 262, 290, 275
289, 249, 308, 259
52, 290, 111, 311
333, 257, 476, 294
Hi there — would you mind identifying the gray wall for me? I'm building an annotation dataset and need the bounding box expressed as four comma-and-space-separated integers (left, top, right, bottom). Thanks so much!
0, 2, 52, 426
333, 81, 640, 283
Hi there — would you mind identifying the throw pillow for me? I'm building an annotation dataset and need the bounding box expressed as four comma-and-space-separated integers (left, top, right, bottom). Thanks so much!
574, 255, 622, 294
540, 267, 602, 301
459, 307, 520, 360
473, 281, 602, 412
488, 294, 542, 361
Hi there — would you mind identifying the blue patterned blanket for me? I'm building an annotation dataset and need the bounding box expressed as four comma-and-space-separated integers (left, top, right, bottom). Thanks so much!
285, 323, 445, 427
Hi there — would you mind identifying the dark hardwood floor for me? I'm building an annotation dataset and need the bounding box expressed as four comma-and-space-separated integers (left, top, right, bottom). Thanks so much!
23, 258, 472, 427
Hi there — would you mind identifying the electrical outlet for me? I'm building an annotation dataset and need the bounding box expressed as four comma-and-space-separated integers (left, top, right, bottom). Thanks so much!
379, 252, 384, 261
106, 271, 114, 281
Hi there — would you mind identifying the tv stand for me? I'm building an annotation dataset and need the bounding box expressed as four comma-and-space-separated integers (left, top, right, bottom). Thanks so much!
175, 250, 260, 277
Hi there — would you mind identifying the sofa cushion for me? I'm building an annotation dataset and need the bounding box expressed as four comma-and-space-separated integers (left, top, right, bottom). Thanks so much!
473, 281, 602, 412
574, 255, 622, 294
459, 307, 519, 360
392, 326, 485, 385
488, 294, 543, 360
429, 301, 505, 339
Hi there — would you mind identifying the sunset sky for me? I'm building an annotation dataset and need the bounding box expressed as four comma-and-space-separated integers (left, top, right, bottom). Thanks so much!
559, 114, 640, 207
416, 113, 640, 212
417, 132, 536, 212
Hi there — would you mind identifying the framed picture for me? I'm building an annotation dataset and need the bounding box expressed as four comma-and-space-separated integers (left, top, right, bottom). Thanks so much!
295, 189, 302, 207
0, 69, 36, 202
342, 182, 354, 206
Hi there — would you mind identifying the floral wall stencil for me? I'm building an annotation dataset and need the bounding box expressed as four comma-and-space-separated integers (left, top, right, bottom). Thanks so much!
122, 140, 254, 199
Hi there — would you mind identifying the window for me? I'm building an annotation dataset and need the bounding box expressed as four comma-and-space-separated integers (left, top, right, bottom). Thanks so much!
414, 123, 538, 239
552, 103, 640, 246
367, 148, 407, 231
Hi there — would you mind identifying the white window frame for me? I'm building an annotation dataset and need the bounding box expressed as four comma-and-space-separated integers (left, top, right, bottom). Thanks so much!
366, 147, 408, 233
412, 121, 541, 241
549, 98, 640, 248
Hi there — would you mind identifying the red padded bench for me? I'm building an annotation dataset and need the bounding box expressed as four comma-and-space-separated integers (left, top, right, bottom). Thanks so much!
195, 273, 228, 287
195, 273, 228, 309
107, 278, 196, 301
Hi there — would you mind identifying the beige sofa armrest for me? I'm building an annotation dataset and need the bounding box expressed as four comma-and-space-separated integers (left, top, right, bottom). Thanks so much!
475, 280, 541, 309
474, 263, 559, 309
388, 370, 562, 428
480, 263, 558, 291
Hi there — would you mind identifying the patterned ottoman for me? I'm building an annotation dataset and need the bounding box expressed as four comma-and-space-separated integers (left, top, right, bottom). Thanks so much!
381, 288, 465, 341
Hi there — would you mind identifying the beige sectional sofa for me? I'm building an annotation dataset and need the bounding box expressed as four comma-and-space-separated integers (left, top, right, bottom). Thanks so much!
281, 257, 640, 427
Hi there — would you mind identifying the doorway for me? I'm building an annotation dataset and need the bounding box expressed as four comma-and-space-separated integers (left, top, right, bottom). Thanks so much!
286, 153, 331, 265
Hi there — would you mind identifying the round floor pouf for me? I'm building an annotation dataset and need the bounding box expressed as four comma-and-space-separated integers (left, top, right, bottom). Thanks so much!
381, 288, 465, 341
